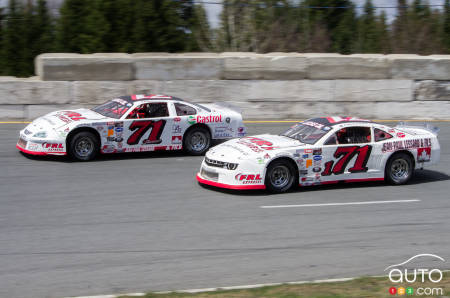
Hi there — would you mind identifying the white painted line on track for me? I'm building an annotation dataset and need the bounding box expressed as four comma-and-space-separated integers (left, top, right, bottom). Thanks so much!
260, 199, 421, 209
63, 270, 450, 298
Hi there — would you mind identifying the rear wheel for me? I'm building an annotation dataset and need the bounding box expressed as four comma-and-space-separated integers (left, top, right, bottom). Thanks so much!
183, 127, 211, 156
265, 160, 296, 193
69, 131, 99, 161
385, 153, 414, 185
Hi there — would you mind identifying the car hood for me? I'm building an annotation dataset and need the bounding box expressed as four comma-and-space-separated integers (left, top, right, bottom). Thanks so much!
31, 109, 108, 131
207, 134, 304, 160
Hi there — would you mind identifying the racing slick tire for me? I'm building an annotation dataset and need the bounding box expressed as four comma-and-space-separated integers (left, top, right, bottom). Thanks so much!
183, 126, 211, 156
265, 159, 297, 193
68, 131, 99, 161
385, 152, 414, 185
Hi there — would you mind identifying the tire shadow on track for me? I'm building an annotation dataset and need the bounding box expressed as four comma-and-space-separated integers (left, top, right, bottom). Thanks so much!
197, 169, 450, 196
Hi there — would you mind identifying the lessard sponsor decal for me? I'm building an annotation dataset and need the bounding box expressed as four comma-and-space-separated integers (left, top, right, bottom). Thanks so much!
188, 115, 223, 124
385, 254, 445, 296
382, 138, 432, 153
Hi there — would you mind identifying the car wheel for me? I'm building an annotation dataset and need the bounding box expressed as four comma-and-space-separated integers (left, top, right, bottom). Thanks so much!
183, 127, 211, 156
385, 153, 414, 185
265, 160, 296, 193
69, 131, 99, 161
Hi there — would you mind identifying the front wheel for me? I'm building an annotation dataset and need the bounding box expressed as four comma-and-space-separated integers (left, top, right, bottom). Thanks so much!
68, 131, 99, 161
265, 160, 296, 193
385, 153, 414, 185
183, 127, 211, 156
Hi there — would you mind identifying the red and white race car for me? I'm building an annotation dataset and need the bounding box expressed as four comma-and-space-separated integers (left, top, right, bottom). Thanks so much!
197, 117, 440, 193
17, 94, 246, 161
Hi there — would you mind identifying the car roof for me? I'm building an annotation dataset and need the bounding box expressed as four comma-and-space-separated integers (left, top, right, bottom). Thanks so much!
306, 117, 373, 126
119, 94, 185, 104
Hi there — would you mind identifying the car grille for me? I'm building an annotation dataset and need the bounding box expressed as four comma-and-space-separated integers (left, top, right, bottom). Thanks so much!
17, 137, 27, 148
205, 157, 226, 168
201, 168, 219, 181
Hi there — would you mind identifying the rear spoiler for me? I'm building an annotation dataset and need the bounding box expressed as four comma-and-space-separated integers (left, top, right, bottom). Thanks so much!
395, 122, 440, 135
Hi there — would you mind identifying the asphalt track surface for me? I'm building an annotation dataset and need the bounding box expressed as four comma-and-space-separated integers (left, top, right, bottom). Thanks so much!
1, 122, 450, 298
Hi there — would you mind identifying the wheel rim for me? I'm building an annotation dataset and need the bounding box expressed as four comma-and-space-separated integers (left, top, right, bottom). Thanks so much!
190, 131, 208, 152
75, 137, 94, 157
270, 165, 291, 188
390, 158, 410, 182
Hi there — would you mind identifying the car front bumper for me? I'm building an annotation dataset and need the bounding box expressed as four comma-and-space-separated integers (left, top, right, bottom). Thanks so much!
196, 160, 266, 190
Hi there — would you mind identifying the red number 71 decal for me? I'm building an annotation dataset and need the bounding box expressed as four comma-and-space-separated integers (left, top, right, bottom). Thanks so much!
321, 145, 372, 176
127, 120, 166, 145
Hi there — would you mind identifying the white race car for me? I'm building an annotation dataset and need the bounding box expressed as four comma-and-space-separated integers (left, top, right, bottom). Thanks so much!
197, 117, 440, 193
17, 94, 246, 161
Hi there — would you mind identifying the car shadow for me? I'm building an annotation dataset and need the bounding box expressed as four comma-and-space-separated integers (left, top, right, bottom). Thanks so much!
19, 149, 190, 163
198, 169, 450, 196
17, 140, 226, 163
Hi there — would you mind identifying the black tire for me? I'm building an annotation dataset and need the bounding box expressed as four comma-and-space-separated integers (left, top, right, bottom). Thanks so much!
68, 131, 99, 161
183, 126, 211, 156
385, 152, 414, 185
265, 159, 297, 193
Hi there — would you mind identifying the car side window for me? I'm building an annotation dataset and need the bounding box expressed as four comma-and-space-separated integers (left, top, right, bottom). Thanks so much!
127, 103, 169, 119
374, 128, 393, 142
325, 127, 371, 145
174, 103, 196, 116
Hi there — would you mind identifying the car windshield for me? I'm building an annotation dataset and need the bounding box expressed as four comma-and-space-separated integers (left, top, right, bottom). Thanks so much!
91, 98, 132, 119
281, 121, 331, 144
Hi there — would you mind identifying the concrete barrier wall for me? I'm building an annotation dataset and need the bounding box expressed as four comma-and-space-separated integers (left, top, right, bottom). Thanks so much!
1, 53, 450, 120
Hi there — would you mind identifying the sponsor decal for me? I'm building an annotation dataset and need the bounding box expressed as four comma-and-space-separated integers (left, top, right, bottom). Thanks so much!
385, 254, 445, 296
174, 117, 181, 122
114, 137, 123, 142
226, 117, 231, 123
417, 147, 431, 162
235, 173, 263, 184
313, 155, 322, 161
172, 125, 182, 134
264, 153, 270, 159
256, 157, 265, 164
306, 159, 313, 168
115, 122, 123, 128
172, 135, 182, 144
58, 111, 86, 122
96, 126, 104, 132
296, 159, 304, 166
115, 127, 123, 133
28, 143, 39, 151
42, 142, 64, 152
214, 126, 233, 138
238, 127, 246, 137
188, 115, 223, 124
304, 149, 313, 154
313, 149, 322, 155
222, 144, 249, 155
238, 137, 276, 151
397, 132, 406, 138
102, 144, 115, 153
314, 160, 322, 166
299, 170, 308, 175
326, 116, 370, 123
302, 154, 309, 158
303, 121, 324, 130
382, 138, 432, 153
313, 167, 321, 172
107, 126, 114, 137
